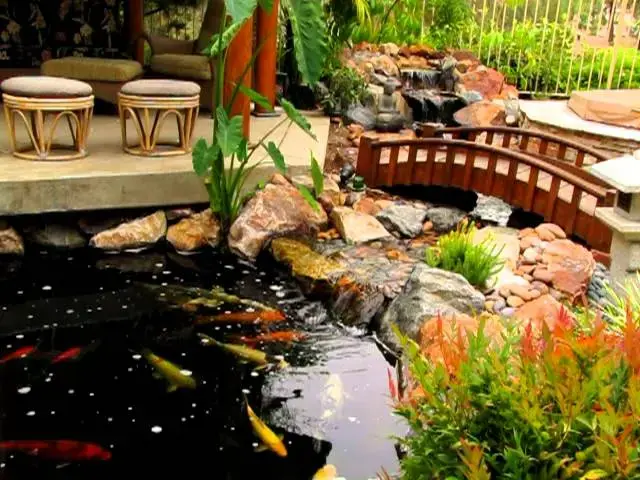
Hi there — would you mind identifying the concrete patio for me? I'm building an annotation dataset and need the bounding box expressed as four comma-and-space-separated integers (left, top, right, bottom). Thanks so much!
0, 111, 329, 216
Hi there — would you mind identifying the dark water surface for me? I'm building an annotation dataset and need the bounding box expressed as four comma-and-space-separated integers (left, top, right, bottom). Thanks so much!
0, 249, 403, 479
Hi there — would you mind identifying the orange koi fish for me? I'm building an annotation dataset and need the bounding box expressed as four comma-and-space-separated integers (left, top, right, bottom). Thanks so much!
0, 440, 112, 461
387, 367, 398, 403
234, 331, 306, 345
0, 346, 36, 364
195, 309, 286, 325
51, 347, 83, 364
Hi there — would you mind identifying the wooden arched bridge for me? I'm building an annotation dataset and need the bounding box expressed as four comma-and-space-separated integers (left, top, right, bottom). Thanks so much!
356, 126, 616, 252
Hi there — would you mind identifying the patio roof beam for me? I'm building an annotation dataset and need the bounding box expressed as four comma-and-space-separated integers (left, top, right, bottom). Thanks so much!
130, 0, 145, 64
254, 0, 280, 116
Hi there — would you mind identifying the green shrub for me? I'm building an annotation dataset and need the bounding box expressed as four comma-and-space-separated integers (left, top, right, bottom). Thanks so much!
319, 66, 372, 116
395, 308, 640, 480
425, 221, 503, 287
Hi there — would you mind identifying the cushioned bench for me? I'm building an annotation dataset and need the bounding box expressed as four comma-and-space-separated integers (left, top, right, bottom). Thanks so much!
41, 57, 143, 105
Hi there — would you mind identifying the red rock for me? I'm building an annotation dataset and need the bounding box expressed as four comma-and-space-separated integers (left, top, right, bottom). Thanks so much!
520, 235, 541, 251
534, 225, 557, 242
422, 221, 433, 233
519, 227, 536, 239
370, 54, 400, 77
459, 67, 505, 100
353, 197, 381, 216
451, 50, 480, 64
537, 223, 567, 239
532, 267, 553, 283
515, 294, 575, 332
541, 239, 595, 301
499, 286, 512, 298
375, 199, 394, 211
453, 101, 506, 127
531, 281, 549, 294
523, 273, 534, 282
529, 289, 542, 299
509, 285, 534, 301
379, 42, 400, 56
396, 55, 429, 70
409, 44, 437, 58
495, 84, 519, 100
517, 264, 536, 275
507, 295, 525, 308
166, 210, 220, 252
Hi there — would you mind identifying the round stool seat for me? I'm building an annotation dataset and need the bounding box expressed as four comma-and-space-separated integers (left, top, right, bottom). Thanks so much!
1, 76, 93, 98
121, 79, 200, 97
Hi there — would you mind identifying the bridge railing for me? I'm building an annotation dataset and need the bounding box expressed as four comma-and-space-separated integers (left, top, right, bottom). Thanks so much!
356, 136, 616, 251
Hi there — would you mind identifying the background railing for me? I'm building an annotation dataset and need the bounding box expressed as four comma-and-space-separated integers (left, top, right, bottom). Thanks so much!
465, 0, 640, 96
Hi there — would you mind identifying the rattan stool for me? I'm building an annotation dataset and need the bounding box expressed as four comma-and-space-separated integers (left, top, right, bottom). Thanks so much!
1, 76, 94, 161
118, 80, 200, 157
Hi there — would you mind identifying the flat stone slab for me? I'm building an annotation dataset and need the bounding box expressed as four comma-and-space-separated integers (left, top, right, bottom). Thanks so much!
590, 155, 640, 193
0, 113, 329, 216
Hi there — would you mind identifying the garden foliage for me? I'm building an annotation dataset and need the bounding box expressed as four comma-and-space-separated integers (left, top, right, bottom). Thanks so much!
425, 221, 503, 288
396, 307, 640, 479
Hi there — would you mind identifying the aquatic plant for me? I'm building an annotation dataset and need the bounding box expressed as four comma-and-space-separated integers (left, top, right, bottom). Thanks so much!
192, 0, 328, 236
395, 307, 640, 479
424, 221, 503, 288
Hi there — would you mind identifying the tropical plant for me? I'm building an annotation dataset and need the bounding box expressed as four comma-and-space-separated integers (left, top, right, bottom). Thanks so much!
425, 221, 503, 287
318, 65, 371, 116
395, 307, 640, 479
192, 0, 327, 237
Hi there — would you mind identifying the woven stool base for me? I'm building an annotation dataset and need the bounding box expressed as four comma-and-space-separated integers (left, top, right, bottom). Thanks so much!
118, 94, 199, 157
2, 94, 94, 161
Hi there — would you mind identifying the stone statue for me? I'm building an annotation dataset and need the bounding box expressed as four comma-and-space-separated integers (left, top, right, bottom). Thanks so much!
375, 81, 405, 133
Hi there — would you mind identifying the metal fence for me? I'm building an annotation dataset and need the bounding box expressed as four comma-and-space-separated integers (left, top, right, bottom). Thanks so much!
466, 0, 640, 96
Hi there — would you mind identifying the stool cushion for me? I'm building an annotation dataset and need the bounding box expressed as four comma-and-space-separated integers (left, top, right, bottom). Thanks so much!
1, 76, 93, 98
41, 58, 143, 83
150, 54, 212, 81
121, 80, 201, 97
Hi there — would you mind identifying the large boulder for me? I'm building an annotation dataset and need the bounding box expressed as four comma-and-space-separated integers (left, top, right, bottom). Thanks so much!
454, 101, 506, 127
376, 203, 429, 238
24, 224, 86, 249
458, 67, 505, 100
89, 211, 167, 252
425, 206, 466, 233
345, 105, 377, 130
228, 175, 328, 260
515, 294, 575, 331
166, 209, 221, 253
370, 54, 400, 77
0, 221, 24, 255
540, 239, 596, 300
378, 264, 485, 352
330, 206, 391, 243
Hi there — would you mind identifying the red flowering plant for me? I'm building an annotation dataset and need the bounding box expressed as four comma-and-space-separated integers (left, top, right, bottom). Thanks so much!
394, 307, 640, 480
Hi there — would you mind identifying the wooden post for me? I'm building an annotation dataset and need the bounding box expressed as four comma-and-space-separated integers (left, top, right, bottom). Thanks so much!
254, 0, 280, 116
224, 18, 253, 138
129, 0, 145, 64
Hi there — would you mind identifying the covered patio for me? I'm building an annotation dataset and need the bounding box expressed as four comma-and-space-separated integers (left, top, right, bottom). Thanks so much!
0, 0, 327, 216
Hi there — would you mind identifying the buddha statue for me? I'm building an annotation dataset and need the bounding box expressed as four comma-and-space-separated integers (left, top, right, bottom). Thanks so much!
375, 81, 405, 133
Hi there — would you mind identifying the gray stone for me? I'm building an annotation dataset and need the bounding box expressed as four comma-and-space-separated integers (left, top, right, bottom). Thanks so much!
493, 297, 506, 313
378, 264, 485, 353
376, 204, 429, 238
0, 221, 24, 255
461, 90, 484, 104
425, 206, 466, 233
371, 73, 401, 90
345, 105, 376, 130
25, 224, 86, 249
470, 194, 512, 226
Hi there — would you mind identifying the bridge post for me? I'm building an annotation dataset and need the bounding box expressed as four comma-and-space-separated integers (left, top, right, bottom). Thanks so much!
356, 137, 375, 186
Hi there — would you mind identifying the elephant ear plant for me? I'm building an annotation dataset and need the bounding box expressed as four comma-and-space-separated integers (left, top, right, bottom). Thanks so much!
192, 0, 327, 238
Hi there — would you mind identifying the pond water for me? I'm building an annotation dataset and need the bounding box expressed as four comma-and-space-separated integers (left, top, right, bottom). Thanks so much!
0, 248, 404, 480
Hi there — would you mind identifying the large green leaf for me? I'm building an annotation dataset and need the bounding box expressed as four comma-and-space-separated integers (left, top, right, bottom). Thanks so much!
192, 138, 211, 176
224, 0, 258, 22
265, 141, 287, 175
280, 99, 316, 140
215, 107, 244, 157
282, 0, 327, 84
238, 84, 273, 111
310, 152, 323, 195
297, 185, 321, 212
207, 21, 244, 56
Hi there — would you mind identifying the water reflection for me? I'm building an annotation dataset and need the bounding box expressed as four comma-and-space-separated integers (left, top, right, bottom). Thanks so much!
0, 249, 403, 479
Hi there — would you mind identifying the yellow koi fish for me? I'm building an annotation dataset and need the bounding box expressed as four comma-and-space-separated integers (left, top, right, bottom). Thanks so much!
142, 349, 197, 392
197, 334, 288, 370
246, 400, 287, 458
313, 464, 338, 480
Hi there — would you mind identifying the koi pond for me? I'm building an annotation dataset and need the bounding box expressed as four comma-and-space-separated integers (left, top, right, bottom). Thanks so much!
0, 248, 404, 480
